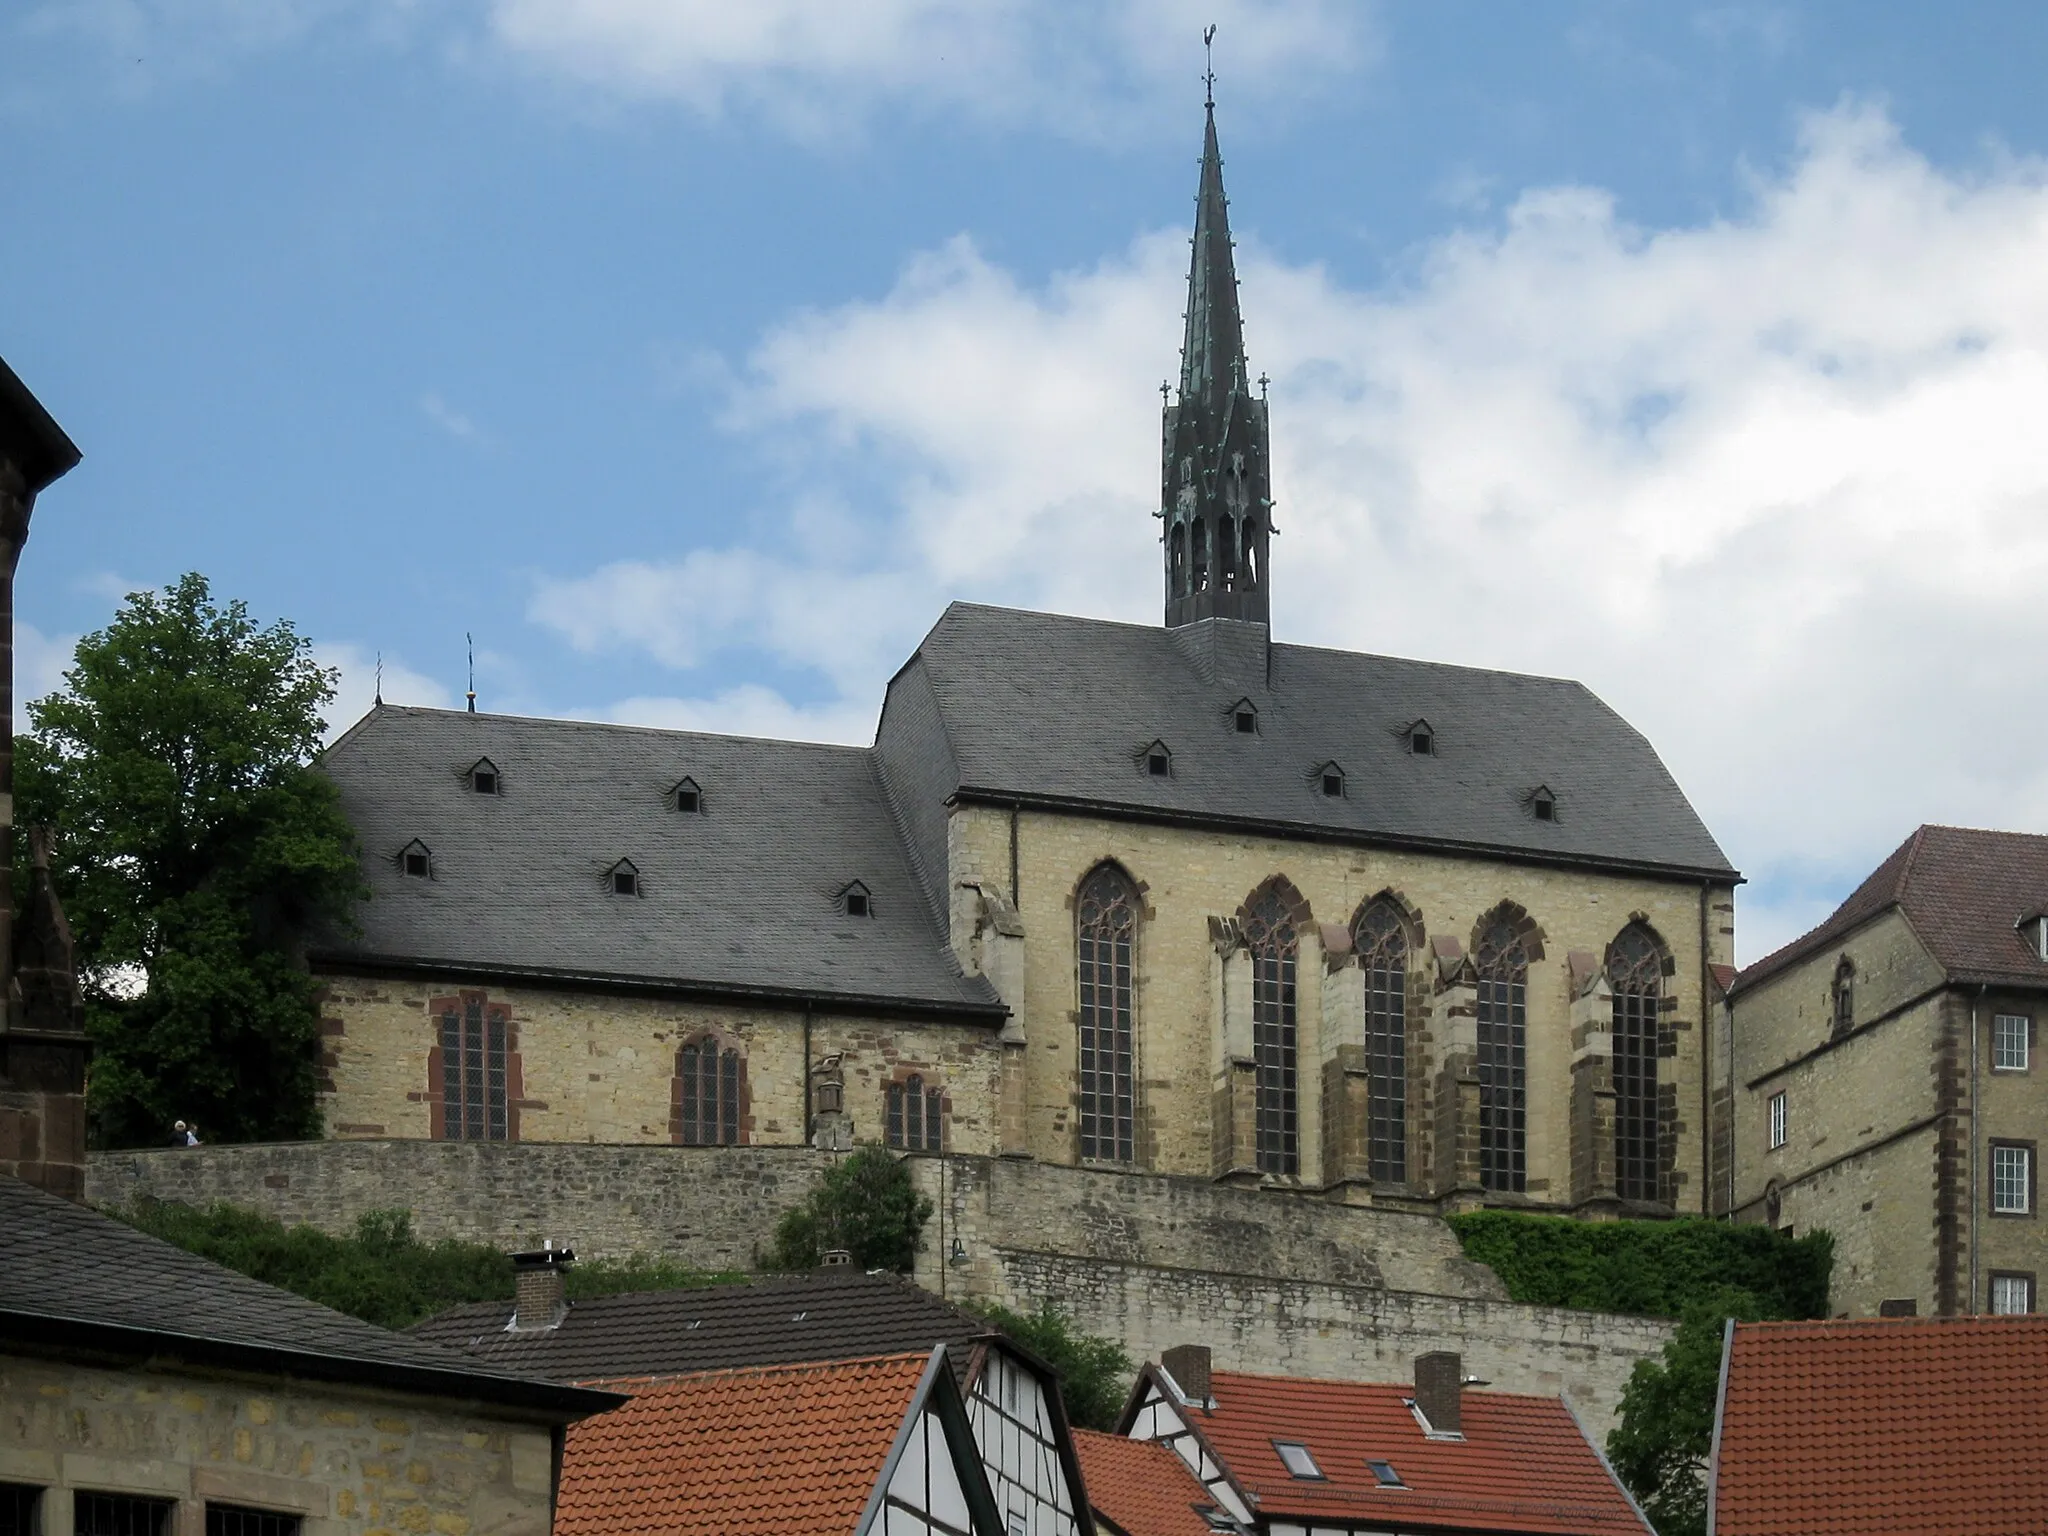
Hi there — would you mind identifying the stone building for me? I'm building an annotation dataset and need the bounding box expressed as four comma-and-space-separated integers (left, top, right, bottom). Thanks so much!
311, 100, 1738, 1219
1725, 824, 2048, 1317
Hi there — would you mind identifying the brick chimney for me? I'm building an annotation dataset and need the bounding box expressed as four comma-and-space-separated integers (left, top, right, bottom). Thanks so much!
1160, 1344, 1212, 1408
510, 1243, 574, 1331
1413, 1351, 1463, 1436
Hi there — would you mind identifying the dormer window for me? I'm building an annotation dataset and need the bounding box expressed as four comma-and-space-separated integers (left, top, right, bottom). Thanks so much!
1405, 720, 1435, 756
606, 858, 641, 897
467, 758, 501, 795
839, 881, 874, 919
2020, 910, 2048, 962
672, 777, 703, 815
399, 839, 433, 879
1316, 762, 1346, 798
1528, 786, 1557, 822
1140, 741, 1173, 778
1228, 699, 1259, 735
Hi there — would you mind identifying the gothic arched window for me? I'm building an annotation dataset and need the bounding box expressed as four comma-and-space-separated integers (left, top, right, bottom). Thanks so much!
1241, 517, 1260, 590
1355, 899, 1410, 1185
887, 1073, 944, 1152
436, 992, 510, 1141
1076, 865, 1139, 1163
674, 1035, 742, 1146
1169, 523, 1188, 598
1243, 885, 1302, 1176
1608, 924, 1664, 1204
1475, 914, 1530, 1193
1831, 958, 1855, 1038
1218, 516, 1238, 591
1192, 517, 1210, 592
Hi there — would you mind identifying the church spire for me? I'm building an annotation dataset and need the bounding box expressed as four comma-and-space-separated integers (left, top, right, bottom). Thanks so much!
1162, 64, 1271, 629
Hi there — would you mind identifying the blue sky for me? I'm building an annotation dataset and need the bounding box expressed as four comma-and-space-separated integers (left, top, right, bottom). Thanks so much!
9, 1, 2048, 962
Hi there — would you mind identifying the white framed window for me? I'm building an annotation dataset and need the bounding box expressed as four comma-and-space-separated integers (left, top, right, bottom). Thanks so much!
1990, 1272, 2035, 1315
1993, 1014, 2031, 1072
1272, 1441, 1323, 1480
1991, 1143, 2033, 1215
1768, 1091, 1787, 1150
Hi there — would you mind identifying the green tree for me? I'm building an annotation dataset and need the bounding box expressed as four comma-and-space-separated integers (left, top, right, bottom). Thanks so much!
764, 1145, 934, 1272
14, 574, 361, 1147
965, 1300, 1134, 1432
1607, 1288, 1765, 1536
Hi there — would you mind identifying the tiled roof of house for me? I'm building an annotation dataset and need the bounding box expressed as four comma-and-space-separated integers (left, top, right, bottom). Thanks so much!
410, 1267, 995, 1381
0, 1176, 617, 1418
1072, 1430, 1223, 1536
316, 706, 1003, 1017
1181, 1368, 1649, 1535
557, 1354, 932, 1536
1712, 1315, 2048, 1536
1732, 824, 2048, 995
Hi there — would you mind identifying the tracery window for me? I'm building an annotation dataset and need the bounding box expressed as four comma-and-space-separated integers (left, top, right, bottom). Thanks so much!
887, 1073, 945, 1152
1076, 865, 1138, 1163
1608, 924, 1664, 1203
1243, 886, 1301, 1175
1217, 516, 1237, 590
438, 994, 509, 1141
1191, 517, 1210, 592
675, 1035, 742, 1146
1355, 899, 1410, 1185
1169, 524, 1187, 597
1475, 915, 1529, 1193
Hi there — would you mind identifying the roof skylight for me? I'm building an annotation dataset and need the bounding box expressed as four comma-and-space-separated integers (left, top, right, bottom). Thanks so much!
1273, 1441, 1324, 1480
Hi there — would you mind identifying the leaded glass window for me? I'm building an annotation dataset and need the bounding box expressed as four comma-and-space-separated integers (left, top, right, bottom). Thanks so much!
676, 1036, 741, 1146
888, 1074, 945, 1152
1475, 916, 1529, 1193
438, 995, 508, 1141
1076, 866, 1138, 1163
1354, 900, 1409, 1185
1243, 888, 1300, 1176
1609, 924, 1663, 1203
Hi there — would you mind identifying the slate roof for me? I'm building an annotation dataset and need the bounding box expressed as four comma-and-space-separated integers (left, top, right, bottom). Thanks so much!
0, 1176, 618, 1417
879, 605, 1735, 890
557, 1355, 935, 1536
1710, 1315, 2048, 1536
1731, 823, 2048, 995
409, 1267, 996, 1381
1072, 1430, 1226, 1536
316, 706, 1001, 1017
1144, 1366, 1649, 1535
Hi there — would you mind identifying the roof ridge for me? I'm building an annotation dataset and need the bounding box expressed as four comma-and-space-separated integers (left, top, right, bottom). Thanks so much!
582, 1350, 936, 1389
333, 702, 876, 757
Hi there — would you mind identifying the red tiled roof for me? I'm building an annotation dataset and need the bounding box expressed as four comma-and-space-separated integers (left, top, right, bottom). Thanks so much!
1733, 824, 2048, 995
1189, 1369, 1648, 1534
557, 1353, 930, 1536
1073, 1429, 1219, 1536
1713, 1315, 2048, 1536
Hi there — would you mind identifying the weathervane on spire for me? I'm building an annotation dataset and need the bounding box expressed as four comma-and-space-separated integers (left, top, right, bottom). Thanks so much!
466, 633, 477, 714
1203, 24, 1217, 108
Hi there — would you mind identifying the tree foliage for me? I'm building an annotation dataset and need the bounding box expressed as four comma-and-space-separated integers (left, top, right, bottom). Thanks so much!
763, 1145, 933, 1273
1447, 1210, 1832, 1319
964, 1300, 1135, 1432
113, 1199, 737, 1331
13, 575, 362, 1147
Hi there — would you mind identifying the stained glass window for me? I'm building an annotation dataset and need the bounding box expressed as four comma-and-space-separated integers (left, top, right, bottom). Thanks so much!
1243, 887, 1301, 1176
1609, 924, 1663, 1203
1475, 916, 1529, 1193
677, 1037, 742, 1146
1355, 900, 1409, 1185
438, 995, 508, 1141
1076, 866, 1138, 1163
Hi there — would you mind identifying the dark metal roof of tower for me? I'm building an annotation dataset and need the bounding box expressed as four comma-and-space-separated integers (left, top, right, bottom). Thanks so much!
1178, 102, 1247, 410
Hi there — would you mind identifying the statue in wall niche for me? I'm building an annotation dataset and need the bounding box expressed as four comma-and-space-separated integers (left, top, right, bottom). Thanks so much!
811, 1053, 851, 1152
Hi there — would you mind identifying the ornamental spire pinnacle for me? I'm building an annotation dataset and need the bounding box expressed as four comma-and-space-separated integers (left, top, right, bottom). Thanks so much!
1162, 46, 1271, 629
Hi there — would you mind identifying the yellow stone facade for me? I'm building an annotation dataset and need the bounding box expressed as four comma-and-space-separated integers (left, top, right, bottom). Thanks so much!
318, 798, 1736, 1218
0, 1355, 559, 1536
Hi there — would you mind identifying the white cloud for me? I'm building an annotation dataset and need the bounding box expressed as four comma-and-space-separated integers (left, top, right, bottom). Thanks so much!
419, 392, 485, 445
599, 685, 877, 746
13, 623, 78, 710
532, 103, 2048, 964
315, 643, 454, 740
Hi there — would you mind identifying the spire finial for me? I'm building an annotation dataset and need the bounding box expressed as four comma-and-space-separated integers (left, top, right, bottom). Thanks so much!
1202, 24, 1217, 109
465, 632, 477, 714
374, 650, 383, 707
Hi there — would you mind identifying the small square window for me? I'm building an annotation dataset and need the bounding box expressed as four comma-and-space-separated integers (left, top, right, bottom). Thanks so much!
1991, 1272, 2035, 1314
1235, 710, 1257, 734
471, 770, 497, 795
611, 869, 638, 897
1994, 1014, 2030, 1072
1410, 730, 1433, 755
676, 787, 700, 813
845, 891, 870, 918
1366, 1459, 1405, 1488
1148, 753, 1171, 777
1533, 797, 1555, 821
1321, 772, 1344, 797
404, 853, 429, 878
1992, 1142, 2033, 1215
1768, 1091, 1787, 1150
1273, 1441, 1322, 1479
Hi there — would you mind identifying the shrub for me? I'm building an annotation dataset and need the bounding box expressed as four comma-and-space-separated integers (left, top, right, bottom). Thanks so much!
763, 1145, 933, 1273
965, 1300, 1135, 1432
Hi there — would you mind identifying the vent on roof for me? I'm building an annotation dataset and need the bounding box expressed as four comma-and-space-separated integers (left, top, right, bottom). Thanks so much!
1367, 1460, 1405, 1488
1227, 699, 1259, 735
672, 777, 703, 815
399, 839, 433, 879
1273, 1442, 1324, 1480
467, 758, 501, 796
1404, 720, 1435, 756
1315, 761, 1346, 799
1138, 740, 1174, 778
606, 858, 641, 897
838, 881, 874, 919
1527, 785, 1557, 822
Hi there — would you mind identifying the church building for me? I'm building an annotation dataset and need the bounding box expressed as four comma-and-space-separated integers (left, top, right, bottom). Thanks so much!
313, 100, 1739, 1219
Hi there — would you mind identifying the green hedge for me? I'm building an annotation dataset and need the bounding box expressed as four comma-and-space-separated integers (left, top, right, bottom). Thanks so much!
1446, 1211, 1831, 1320
114, 1200, 739, 1331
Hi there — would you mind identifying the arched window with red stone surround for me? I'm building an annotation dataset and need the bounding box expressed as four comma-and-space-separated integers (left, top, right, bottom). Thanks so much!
673, 1035, 744, 1146
886, 1072, 946, 1152
430, 992, 517, 1142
